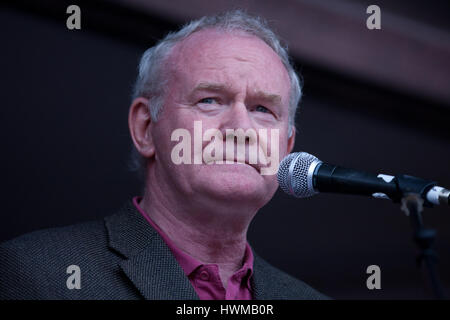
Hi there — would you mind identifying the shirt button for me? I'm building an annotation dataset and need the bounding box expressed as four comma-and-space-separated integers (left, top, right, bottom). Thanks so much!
200, 270, 210, 281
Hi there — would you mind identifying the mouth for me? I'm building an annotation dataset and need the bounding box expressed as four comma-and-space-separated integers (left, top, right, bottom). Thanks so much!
203, 157, 261, 173
222, 157, 261, 173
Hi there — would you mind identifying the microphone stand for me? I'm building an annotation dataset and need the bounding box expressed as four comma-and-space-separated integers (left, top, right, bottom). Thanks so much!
401, 194, 446, 299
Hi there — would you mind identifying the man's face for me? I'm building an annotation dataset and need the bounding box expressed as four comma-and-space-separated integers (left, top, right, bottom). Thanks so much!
150, 29, 294, 210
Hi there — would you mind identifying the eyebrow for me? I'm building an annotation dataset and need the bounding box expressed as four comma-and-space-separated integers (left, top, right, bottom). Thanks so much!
192, 82, 282, 104
254, 90, 282, 104
193, 82, 230, 92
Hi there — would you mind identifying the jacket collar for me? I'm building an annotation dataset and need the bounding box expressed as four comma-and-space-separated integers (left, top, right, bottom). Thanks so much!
104, 201, 199, 300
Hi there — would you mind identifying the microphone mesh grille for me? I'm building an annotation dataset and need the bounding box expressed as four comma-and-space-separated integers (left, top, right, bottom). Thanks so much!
277, 152, 319, 198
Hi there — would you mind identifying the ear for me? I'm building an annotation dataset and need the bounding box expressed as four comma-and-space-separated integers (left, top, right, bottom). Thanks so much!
128, 97, 155, 159
287, 126, 296, 154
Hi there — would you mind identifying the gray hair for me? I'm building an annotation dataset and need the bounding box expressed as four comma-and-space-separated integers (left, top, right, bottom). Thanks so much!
130, 10, 302, 174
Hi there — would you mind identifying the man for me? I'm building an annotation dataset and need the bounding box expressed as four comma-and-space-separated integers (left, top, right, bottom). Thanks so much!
0, 11, 328, 300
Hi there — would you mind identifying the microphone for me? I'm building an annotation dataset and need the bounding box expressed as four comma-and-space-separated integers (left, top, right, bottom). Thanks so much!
277, 152, 450, 207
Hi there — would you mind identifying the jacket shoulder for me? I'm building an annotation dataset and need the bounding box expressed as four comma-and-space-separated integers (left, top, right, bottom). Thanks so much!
0, 219, 109, 299
0, 219, 106, 260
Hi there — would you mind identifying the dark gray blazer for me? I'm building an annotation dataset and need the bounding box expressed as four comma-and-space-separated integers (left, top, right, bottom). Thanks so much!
0, 201, 328, 300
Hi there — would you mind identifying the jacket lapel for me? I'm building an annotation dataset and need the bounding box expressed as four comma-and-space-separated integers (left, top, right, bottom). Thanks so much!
104, 201, 199, 300
251, 252, 288, 300
251, 251, 329, 300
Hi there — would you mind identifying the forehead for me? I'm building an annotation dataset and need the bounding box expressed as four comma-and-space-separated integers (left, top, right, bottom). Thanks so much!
166, 29, 290, 99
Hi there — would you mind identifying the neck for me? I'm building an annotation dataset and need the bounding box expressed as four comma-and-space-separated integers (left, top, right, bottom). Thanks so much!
140, 168, 257, 279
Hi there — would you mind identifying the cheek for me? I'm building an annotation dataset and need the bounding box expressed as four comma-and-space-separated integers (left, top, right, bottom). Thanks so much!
264, 129, 288, 156
152, 116, 189, 168
153, 113, 219, 166
278, 137, 289, 157
153, 123, 174, 156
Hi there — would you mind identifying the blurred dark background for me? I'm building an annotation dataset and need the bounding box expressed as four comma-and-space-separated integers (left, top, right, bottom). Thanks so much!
1, 0, 449, 299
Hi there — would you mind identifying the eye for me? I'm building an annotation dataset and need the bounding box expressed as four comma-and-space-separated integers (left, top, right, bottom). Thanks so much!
255, 105, 270, 113
198, 97, 218, 104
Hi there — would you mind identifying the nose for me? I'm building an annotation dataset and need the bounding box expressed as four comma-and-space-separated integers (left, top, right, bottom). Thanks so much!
219, 101, 259, 164
219, 101, 254, 135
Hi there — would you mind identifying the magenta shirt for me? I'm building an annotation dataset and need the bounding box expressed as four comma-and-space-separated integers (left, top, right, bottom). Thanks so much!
133, 197, 254, 300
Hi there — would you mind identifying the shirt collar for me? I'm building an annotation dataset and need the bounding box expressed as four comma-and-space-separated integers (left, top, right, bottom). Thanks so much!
132, 196, 253, 285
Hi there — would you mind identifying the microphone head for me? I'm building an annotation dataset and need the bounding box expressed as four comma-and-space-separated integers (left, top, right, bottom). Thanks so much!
277, 152, 322, 198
